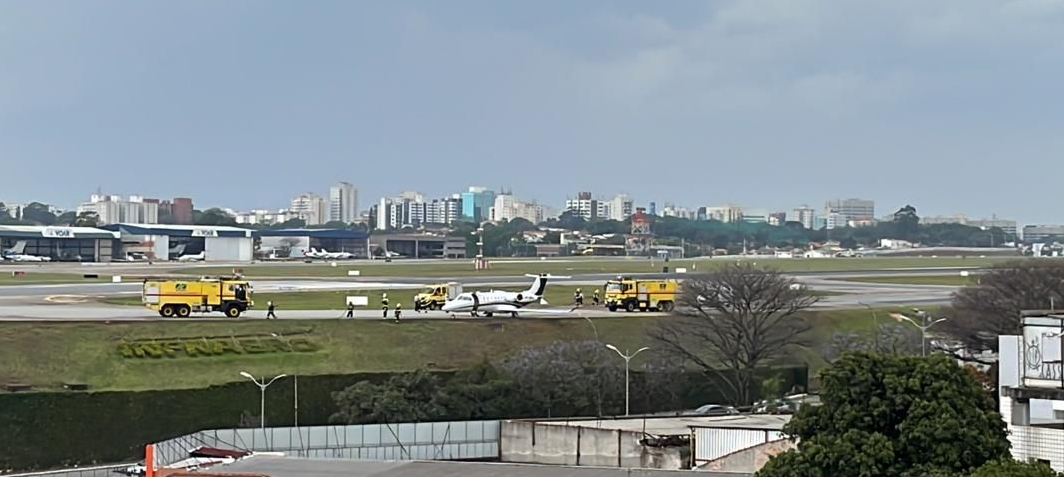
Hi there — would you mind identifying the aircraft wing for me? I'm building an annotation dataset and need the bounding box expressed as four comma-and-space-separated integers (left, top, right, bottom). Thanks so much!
515, 306, 578, 316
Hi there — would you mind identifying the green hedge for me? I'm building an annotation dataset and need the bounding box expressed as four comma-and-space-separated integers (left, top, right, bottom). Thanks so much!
0, 367, 805, 471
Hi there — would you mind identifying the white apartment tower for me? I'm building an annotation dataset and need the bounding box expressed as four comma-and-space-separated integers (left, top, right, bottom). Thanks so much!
329, 182, 359, 224
789, 205, 816, 230
290, 193, 328, 226
607, 194, 634, 221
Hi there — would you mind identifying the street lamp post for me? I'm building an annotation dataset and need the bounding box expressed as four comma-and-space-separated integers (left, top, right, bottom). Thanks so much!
605, 344, 649, 416
240, 372, 287, 431
895, 309, 947, 356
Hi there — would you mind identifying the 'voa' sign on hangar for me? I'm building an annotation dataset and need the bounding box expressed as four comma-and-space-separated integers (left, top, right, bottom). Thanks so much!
1022, 315, 1064, 388
41, 227, 75, 238
191, 229, 218, 237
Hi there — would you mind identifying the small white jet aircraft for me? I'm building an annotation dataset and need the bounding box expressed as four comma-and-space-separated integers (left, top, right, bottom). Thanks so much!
2, 241, 52, 262
305, 248, 355, 260
441, 274, 574, 318
177, 251, 206, 262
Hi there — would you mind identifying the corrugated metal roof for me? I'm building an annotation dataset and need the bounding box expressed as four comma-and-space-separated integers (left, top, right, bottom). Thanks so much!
101, 223, 253, 238
0, 225, 119, 239
257, 229, 368, 239
209, 457, 737, 477
529, 415, 790, 436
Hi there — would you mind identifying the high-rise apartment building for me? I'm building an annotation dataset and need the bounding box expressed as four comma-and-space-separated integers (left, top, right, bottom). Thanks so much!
77, 194, 159, 225
290, 193, 328, 226
606, 194, 634, 221
425, 195, 463, 226
565, 192, 602, 221
824, 198, 875, 229
705, 205, 744, 223
789, 205, 816, 230
172, 198, 193, 225
491, 193, 547, 223
329, 182, 359, 224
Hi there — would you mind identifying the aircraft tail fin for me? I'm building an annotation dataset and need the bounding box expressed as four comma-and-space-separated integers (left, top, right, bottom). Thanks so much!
4, 240, 26, 255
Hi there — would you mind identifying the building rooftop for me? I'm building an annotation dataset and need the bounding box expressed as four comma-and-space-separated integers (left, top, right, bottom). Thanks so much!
529, 414, 791, 436
102, 223, 253, 237
0, 225, 119, 239
257, 228, 368, 239
201, 455, 727, 477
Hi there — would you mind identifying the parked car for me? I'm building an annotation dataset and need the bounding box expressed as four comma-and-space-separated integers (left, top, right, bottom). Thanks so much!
688, 404, 740, 416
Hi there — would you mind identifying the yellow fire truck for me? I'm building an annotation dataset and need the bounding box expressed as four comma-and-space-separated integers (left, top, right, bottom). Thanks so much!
603, 277, 678, 312
413, 282, 462, 311
142, 277, 253, 318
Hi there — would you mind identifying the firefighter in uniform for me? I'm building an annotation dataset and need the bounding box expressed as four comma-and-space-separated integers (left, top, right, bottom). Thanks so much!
394, 303, 402, 323
381, 293, 390, 319
346, 301, 355, 318
592, 289, 601, 306
574, 288, 584, 306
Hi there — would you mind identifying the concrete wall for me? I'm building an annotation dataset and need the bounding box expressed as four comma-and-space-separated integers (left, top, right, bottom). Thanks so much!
501, 421, 686, 470
698, 439, 796, 473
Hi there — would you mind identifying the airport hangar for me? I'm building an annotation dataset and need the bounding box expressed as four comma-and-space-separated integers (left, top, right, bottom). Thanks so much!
257, 229, 370, 258
102, 223, 255, 262
0, 225, 119, 262
370, 233, 468, 259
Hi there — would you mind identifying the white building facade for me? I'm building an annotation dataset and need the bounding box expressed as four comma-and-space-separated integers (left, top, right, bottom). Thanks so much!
789, 205, 816, 230
77, 194, 159, 225
328, 182, 359, 224
999, 313, 1064, 472
824, 198, 875, 229
290, 193, 328, 226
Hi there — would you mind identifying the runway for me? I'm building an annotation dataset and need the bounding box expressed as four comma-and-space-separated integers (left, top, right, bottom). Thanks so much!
0, 267, 967, 321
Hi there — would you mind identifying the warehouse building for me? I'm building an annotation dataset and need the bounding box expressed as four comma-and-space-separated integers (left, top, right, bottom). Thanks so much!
103, 224, 254, 262
0, 225, 119, 262
257, 229, 369, 259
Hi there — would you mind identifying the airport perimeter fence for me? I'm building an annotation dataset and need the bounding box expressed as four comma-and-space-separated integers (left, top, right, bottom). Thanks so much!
151, 419, 501, 466
3, 463, 135, 477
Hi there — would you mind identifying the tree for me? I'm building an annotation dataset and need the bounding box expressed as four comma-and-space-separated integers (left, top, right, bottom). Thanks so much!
942, 261, 1064, 364
967, 460, 1059, 477
554, 211, 588, 231
72, 212, 99, 227
757, 353, 1009, 477
20, 202, 56, 225
330, 369, 447, 424
193, 208, 237, 226
649, 263, 819, 404
822, 324, 922, 362
892, 205, 920, 240
435, 359, 515, 419
503, 340, 623, 417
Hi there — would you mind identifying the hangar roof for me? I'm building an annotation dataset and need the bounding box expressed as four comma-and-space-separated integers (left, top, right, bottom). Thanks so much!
192, 456, 706, 477
0, 225, 119, 239
257, 228, 368, 239
101, 223, 253, 238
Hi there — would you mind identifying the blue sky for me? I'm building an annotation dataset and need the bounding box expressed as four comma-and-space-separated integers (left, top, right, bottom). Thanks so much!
2, 1, 1063, 223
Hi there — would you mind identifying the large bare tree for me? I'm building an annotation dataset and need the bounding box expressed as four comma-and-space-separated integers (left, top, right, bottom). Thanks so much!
943, 260, 1064, 364
648, 263, 819, 405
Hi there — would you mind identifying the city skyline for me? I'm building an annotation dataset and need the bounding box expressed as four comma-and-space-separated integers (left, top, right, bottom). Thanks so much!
3, 1, 1064, 223
0, 184, 1032, 228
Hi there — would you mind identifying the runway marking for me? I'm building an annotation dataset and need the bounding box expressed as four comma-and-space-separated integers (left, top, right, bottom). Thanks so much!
43, 294, 91, 304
